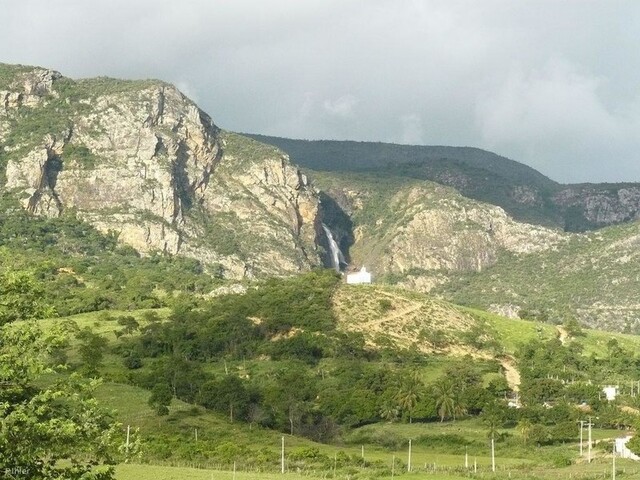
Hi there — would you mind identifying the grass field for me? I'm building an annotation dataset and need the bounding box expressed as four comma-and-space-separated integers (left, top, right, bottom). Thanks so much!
464, 306, 640, 358
115, 457, 640, 480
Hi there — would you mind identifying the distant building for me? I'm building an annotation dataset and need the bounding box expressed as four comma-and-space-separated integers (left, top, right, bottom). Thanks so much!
346, 266, 372, 284
615, 436, 640, 460
603, 385, 619, 401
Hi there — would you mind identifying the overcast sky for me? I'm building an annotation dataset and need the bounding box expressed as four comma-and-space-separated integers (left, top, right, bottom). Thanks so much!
3, 0, 640, 183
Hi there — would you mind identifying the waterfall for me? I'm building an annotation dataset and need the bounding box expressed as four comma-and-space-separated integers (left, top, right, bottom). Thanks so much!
322, 223, 346, 272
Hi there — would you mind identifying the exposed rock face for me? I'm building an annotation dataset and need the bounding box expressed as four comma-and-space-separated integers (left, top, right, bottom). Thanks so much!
1, 67, 61, 111
554, 185, 640, 227
321, 180, 568, 292
1, 66, 322, 278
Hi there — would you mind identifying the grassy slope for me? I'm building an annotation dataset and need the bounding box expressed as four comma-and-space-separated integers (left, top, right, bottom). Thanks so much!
40, 286, 640, 480
333, 284, 484, 354
332, 283, 640, 359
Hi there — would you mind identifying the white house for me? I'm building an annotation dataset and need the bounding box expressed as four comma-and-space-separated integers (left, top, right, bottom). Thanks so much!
603, 385, 619, 401
346, 267, 372, 284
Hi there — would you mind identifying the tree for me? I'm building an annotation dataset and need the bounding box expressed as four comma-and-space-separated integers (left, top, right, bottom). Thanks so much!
76, 327, 109, 376
0, 321, 118, 479
148, 383, 172, 416
481, 401, 509, 438
433, 379, 456, 422
563, 317, 584, 338
0, 270, 52, 325
198, 375, 252, 422
379, 401, 400, 422
395, 370, 423, 423
517, 418, 533, 445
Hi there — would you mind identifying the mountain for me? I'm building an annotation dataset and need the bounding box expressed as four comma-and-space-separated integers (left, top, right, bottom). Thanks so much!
0, 64, 322, 278
435, 219, 640, 333
3, 63, 640, 333
247, 134, 640, 232
241, 135, 640, 332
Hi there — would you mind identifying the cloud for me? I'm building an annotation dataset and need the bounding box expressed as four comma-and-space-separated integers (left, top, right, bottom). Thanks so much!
475, 58, 640, 181
323, 95, 358, 118
2, 1, 640, 182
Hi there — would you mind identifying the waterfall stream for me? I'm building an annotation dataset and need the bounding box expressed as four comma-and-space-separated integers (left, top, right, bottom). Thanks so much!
322, 223, 346, 272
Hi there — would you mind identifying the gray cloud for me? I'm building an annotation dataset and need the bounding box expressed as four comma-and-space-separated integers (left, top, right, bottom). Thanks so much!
2, 0, 640, 182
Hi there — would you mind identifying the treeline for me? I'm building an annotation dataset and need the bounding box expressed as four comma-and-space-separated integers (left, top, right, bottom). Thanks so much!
84, 270, 502, 439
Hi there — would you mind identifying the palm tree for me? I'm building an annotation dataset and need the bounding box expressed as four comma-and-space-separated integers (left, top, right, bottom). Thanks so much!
433, 379, 456, 422
379, 402, 400, 422
395, 370, 423, 423
395, 387, 419, 423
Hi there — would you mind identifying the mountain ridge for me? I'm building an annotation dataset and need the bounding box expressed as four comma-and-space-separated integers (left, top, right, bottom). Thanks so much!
246, 133, 640, 232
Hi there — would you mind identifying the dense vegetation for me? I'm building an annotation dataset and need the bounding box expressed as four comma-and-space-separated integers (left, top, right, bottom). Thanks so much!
4, 206, 640, 477
36, 264, 640, 448
0, 197, 218, 318
0, 276, 122, 479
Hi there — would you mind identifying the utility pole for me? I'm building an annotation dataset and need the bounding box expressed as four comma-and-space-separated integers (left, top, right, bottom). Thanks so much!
491, 435, 496, 472
281, 436, 285, 474
391, 455, 395, 479
465, 446, 468, 468
125, 425, 130, 452
612, 442, 616, 480
408, 439, 412, 472
579, 420, 584, 456
587, 417, 594, 463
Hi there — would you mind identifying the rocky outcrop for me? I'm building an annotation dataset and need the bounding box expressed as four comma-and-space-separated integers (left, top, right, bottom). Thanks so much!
324, 180, 568, 291
554, 185, 640, 228
1, 66, 322, 278
1, 67, 60, 111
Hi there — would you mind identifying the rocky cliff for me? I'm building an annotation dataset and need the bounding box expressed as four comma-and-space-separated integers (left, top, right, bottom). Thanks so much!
0, 65, 322, 278
554, 184, 640, 229
309, 170, 569, 292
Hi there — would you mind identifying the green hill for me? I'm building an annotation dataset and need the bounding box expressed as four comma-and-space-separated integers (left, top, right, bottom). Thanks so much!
436, 220, 640, 333
27, 279, 640, 479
